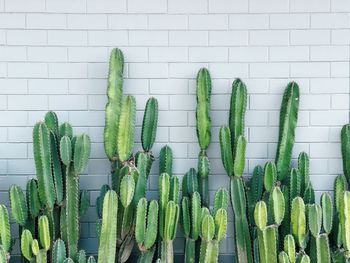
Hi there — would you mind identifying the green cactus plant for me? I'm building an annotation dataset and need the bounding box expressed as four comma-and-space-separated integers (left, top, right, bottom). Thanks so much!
195, 68, 212, 208
275, 82, 299, 181
0, 205, 11, 262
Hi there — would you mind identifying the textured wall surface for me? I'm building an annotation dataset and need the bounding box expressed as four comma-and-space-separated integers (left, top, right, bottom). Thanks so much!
0, 0, 349, 258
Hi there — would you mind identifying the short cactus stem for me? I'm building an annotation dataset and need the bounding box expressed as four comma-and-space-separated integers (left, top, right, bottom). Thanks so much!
184, 238, 196, 263
161, 241, 174, 263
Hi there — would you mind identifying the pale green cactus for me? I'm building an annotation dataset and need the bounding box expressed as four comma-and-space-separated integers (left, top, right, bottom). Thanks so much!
291, 197, 306, 249
264, 162, 277, 192
0, 205, 11, 261
52, 239, 67, 263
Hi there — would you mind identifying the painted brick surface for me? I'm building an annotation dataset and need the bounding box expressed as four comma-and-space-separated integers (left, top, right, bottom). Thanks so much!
0, 0, 349, 258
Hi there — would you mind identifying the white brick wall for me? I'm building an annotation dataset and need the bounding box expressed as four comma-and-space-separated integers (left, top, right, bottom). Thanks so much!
0, 0, 349, 258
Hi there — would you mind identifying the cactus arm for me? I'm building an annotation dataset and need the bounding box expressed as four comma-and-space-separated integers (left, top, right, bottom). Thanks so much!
136, 198, 147, 246
159, 173, 170, 239
191, 192, 201, 240
196, 67, 212, 151
31, 239, 39, 256
50, 132, 64, 205
284, 235, 296, 263
59, 122, 73, 139
182, 197, 191, 238
184, 238, 196, 263
0, 205, 11, 253
66, 166, 79, 260
79, 190, 90, 218
21, 229, 34, 261
321, 193, 333, 234
73, 134, 91, 175
134, 153, 148, 206
275, 82, 299, 181
291, 197, 306, 249
60, 135, 72, 166
271, 187, 285, 225
213, 188, 229, 217
198, 153, 210, 207
144, 200, 159, 250
298, 152, 310, 193
264, 162, 277, 192
26, 179, 41, 219
170, 176, 180, 204
263, 226, 277, 263
9, 185, 28, 226
289, 168, 301, 205
316, 234, 331, 263
104, 48, 124, 160
77, 250, 86, 263
231, 178, 253, 263
36, 250, 47, 263
341, 124, 350, 183
159, 145, 173, 176
33, 122, 55, 209
120, 173, 135, 208
141, 97, 159, 152
98, 190, 118, 263
201, 214, 215, 242
229, 79, 247, 148
254, 201, 267, 231
45, 111, 59, 136
52, 239, 67, 263
38, 215, 51, 251
117, 95, 136, 163
233, 136, 246, 177
340, 191, 350, 255
214, 208, 227, 242
219, 126, 234, 177
87, 256, 96, 263
308, 204, 322, 237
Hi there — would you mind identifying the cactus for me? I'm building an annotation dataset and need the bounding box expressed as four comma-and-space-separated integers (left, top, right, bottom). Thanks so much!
33, 122, 56, 209
264, 162, 277, 192
136, 198, 158, 262
196, 68, 212, 208
291, 197, 306, 249
142, 97, 159, 152
298, 152, 309, 194
98, 190, 118, 263
159, 145, 173, 176
275, 82, 299, 181
0, 205, 11, 261
52, 239, 67, 263
104, 48, 124, 161
341, 124, 350, 184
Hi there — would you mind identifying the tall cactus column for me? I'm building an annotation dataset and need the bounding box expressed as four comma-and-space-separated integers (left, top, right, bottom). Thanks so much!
219, 79, 253, 263
195, 68, 212, 208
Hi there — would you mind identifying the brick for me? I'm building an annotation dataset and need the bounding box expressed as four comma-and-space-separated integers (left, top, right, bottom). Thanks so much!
7, 30, 46, 45
189, 47, 228, 62
209, 63, 249, 78
46, 0, 86, 13
209, 31, 248, 46
249, 0, 289, 13
129, 31, 168, 46
331, 94, 349, 110
332, 0, 350, 11
170, 127, 196, 142
149, 15, 188, 30
229, 47, 268, 62
310, 78, 349, 94
86, 0, 126, 13
290, 62, 330, 78
5, 0, 45, 12
332, 29, 350, 45
149, 47, 188, 62
311, 13, 349, 29
68, 47, 108, 62
310, 111, 348, 126
250, 94, 281, 110
168, 0, 207, 13
28, 47, 68, 62
27, 14, 66, 29
331, 62, 349, 77
158, 111, 187, 126
270, 14, 310, 29
209, 0, 248, 13
229, 14, 269, 29
67, 14, 107, 29
300, 94, 331, 110
189, 15, 228, 30
49, 95, 87, 110
0, 79, 27, 94
150, 79, 188, 94
28, 79, 68, 94
249, 30, 289, 46
169, 95, 195, 110
310, 46, 349, 61
108, 15, 147, 29
169, 31, 208, 46
291, 30, 331, 45
290, 0, 330, 12
250, 127, 278, 143
128, 63, 168, 78
87, 63, 108, 78
8, 95, 47, 110
0, 63, 6, 77
8, 63, 47, 78
0, 14, 25, 28
49, 63, 87, 78
48, 31, 87, 46
310, 143, 341, 158
128, 0, 166, 13
270, 46, 309, 62
88, 31, 128, 46
168, 63, 206, 78
0, 46, 26, 61
250, 63, 289, 78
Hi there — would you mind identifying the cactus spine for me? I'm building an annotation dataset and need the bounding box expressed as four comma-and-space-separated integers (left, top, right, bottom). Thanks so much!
196, 68, 212, 208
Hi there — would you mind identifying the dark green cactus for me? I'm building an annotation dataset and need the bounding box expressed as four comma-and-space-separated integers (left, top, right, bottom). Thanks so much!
264, 162, 277, 192
219, 126, 234, 177
298, 152, 309, 194
275, 82, 299, 181
9, 185, 28, 226
341, 124, 350, 184
142, 97, 159, 152
52, 239, 67, 263
159, 145, 173, 176
33, 122, 56, 209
